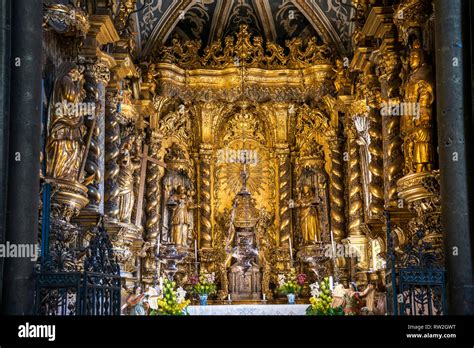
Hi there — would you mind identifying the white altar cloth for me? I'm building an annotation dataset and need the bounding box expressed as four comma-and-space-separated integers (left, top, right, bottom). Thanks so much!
187, 304, 308, 316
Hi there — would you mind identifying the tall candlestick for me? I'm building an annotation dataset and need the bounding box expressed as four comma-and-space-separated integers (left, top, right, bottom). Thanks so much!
329, 276, 334, 291
330, 229, 336, 259
288, 237, 293, 261
194, 240, 198, 263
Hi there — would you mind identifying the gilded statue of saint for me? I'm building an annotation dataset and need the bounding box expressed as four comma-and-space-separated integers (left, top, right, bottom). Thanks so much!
46, 62, 86, 182
169, 186, 199, 247
117, 139, 140, 223
402, 40, 435, 173
294, 185, 321, 245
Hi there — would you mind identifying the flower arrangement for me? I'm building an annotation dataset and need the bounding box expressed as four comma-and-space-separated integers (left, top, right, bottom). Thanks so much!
306, 277, 344, 316
191, 272, 217, 296
277, 269, 305, 295
151, 278, 190, 316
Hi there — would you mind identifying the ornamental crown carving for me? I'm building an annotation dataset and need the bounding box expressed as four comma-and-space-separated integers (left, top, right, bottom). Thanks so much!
154, 25, 333, 70
164, 143, 191, 173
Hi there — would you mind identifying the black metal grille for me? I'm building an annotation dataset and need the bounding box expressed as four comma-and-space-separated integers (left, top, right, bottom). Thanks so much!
398, 267, 447, 316
384, 211, 447, 316
35, 271, 121, 316
35, 216, 121, 316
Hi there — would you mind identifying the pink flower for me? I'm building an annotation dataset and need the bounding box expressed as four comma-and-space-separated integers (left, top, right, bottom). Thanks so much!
297, 273, 307, 285
190, 275, 199, 285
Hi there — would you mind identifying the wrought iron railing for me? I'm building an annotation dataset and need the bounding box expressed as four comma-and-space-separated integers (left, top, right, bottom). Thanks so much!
35, 271, 121, 316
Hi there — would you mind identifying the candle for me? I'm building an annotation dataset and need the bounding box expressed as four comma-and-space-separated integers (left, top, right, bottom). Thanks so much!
329, 276, 334, 291
228, 294, 231, 301
159, 277, 163, 290
330, 229, 336, 259
289, 237, 293, 261
263, 294, 266, 301
194, 240, 198, 262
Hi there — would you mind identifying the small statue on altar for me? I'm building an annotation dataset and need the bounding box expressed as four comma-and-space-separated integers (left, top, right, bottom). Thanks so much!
46, 62, 87, 182
169, 186, 199, 247
117, 138, 140, 223
359, 283, 376, 315
343, 283, 363, 315
331, 283, 348, 309
126, 286, 147, 316
401, 39, 435, 173
294, 185, 322, 245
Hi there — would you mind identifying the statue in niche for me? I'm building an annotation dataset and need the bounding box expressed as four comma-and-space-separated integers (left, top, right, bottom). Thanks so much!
401, 39, 435, 173
294, 185, 322, 245
168, 186, 199, 247
292, 140, 329, 246
117, 137, 140, 223
46, 62, 86, 182
160, 143, 195, 244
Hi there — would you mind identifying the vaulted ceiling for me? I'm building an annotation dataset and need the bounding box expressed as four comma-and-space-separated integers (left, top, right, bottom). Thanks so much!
134, 0, 355, 58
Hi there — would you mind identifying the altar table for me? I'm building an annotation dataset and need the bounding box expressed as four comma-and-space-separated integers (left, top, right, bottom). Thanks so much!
187, 304, 309, 315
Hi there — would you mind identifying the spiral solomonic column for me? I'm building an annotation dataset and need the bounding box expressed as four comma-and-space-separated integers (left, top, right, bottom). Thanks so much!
347, 126, 364, 237
276, 148, 292, 247
145, 133, 163, 241
82, 60, 110, 211
142, 133, 163, 284
199, 147, 213, 249
328, 139, 346, 242
378, 49, 404, 208
368, 109, 385, 217
104, 90, 120, 219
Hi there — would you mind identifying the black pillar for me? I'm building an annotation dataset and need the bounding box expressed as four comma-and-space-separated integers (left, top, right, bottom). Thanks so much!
0, 0, 11, 308
434, 0, 474, 315
1, 0, 42, 315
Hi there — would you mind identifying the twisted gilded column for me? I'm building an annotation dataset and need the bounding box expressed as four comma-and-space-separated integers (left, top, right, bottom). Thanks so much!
141, 131, 163, 284
367, 108, 384, 217
81, 59, 107, 211
199, 146, 212, 248
145, 132, 163, 241
359, 65, 384, 218
347, 124, 364, 236
104, 90, 120, 219
328, 139, 345, 242
378, 48, 404, 208
276, 147, 291, 247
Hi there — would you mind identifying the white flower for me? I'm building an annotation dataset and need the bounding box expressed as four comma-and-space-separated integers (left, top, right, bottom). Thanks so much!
278, 274, 286, 287
176, 287, 187, 304
204, 272, 216, 284
310, 282, 320, 298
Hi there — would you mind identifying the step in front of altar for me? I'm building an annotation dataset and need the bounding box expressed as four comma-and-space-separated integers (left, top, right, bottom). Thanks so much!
187, 304, 309, 315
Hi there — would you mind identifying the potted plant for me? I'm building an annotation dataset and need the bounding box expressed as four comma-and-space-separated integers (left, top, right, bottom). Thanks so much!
277, 270, 305, 304
306, 277, 344, 316
150, 278, 190, 316
191, 272, 217, 305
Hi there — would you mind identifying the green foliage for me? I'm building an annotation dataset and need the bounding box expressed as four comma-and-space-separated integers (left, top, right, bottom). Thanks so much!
277, 269, 303, 295
306, 277, 344, 316
192, 272, 217, 296
150, 278, 189, 316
